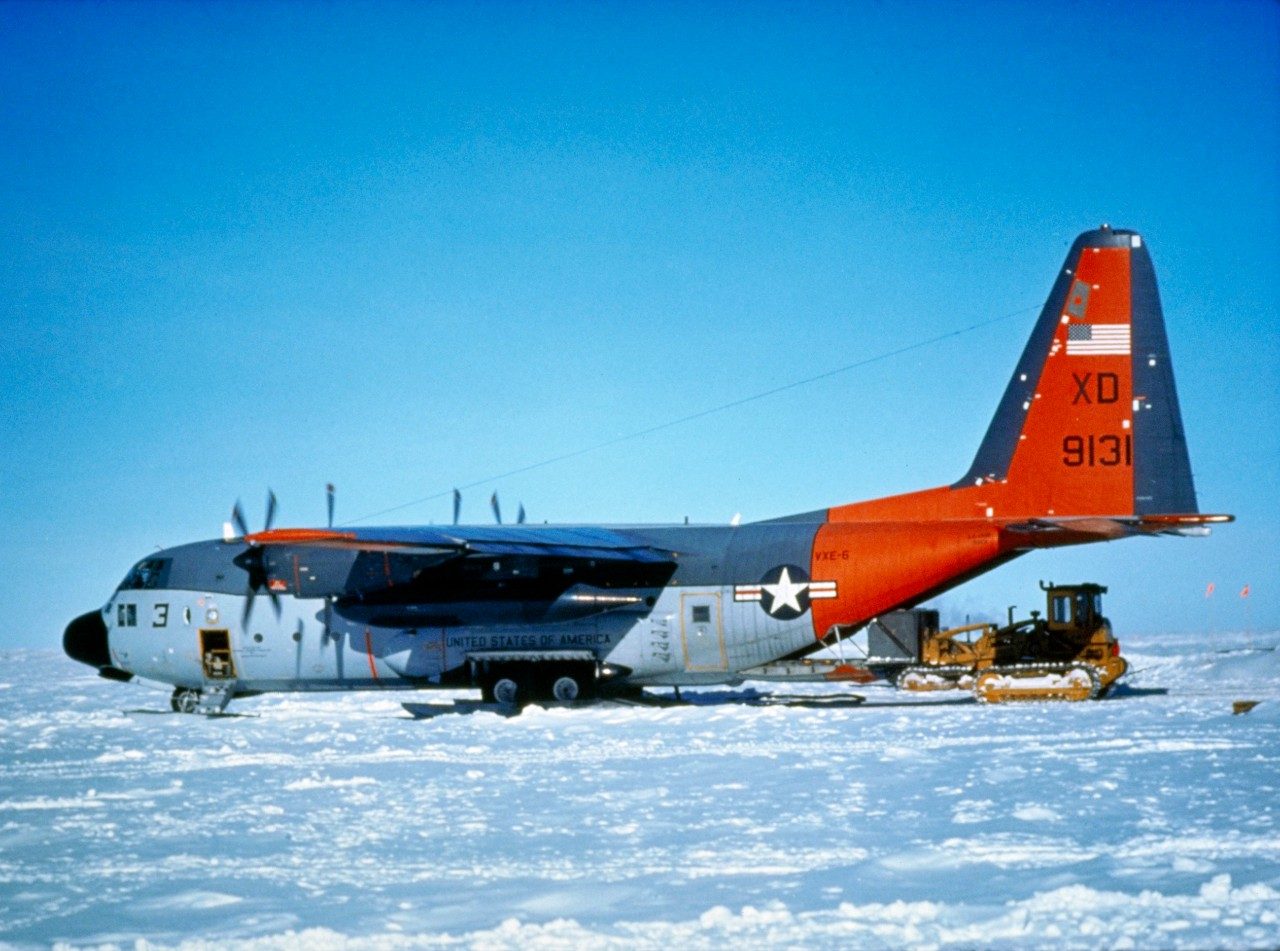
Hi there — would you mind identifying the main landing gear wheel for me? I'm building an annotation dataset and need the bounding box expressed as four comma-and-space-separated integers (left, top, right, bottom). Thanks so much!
491, 677, 521, 706
170, 687, 201, 713
477, 660, 598, 707
552, 675, 581, 702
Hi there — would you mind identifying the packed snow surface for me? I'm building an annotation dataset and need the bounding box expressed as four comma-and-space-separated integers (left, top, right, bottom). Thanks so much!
2, 630, 1278, 949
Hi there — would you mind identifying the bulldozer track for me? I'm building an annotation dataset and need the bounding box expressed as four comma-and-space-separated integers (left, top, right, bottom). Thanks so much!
973, 662, 1101, 704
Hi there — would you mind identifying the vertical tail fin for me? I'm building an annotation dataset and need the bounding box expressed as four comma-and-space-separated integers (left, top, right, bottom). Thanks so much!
823, 226, 1212, 525
953, 226, 1198, 517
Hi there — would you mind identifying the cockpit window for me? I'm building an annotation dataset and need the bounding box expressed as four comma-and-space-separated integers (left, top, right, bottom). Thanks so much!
120, 558, 171, 590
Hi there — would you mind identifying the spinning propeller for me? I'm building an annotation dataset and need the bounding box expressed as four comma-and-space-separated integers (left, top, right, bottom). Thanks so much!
235, 485, 340, 645
231, 490, 281, 627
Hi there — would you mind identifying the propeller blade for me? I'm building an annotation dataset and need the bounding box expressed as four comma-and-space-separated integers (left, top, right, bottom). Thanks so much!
326, 483, 335, 529
231, 500, 249, 539
452, 488, 461, 526
264, 490, 277, 532
242, 588, 257, 628
268, 588, 282, 620
490, 492, 502, 525
517, 503, 526, 525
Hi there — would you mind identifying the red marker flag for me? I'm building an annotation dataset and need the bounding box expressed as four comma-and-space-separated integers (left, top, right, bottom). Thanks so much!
1205, 583, 1215, 598
1240, 585, 1251, 598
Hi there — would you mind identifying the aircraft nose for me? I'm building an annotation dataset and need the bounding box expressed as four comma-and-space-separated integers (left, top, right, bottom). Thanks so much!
64, 610, 111, 669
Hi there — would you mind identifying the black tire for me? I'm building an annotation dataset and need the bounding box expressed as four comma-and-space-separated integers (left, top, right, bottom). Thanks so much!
549, 661, 598, 702
491, 676, 521, 706
551, 675, 581, 702
170, 688, 201, 714
476, 663, 524, 705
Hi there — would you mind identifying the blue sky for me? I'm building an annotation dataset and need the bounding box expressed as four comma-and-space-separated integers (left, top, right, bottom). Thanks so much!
1, 1, 1276, 648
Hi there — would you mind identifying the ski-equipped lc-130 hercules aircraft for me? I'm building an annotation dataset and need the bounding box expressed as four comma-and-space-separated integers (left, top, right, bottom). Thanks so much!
65, 227, 1231, 712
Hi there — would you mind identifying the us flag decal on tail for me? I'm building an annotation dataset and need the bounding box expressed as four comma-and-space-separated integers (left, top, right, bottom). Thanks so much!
1067, 323, 1130, 356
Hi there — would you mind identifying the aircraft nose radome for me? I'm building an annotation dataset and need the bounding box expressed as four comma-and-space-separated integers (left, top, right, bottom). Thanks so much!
63, 610, 110, 669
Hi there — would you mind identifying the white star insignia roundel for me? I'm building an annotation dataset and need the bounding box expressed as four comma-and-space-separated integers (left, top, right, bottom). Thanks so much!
763, 567, 806, 615
734, 564, 838, 620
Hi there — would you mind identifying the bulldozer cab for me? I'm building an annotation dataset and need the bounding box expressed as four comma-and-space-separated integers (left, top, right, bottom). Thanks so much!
1043, 582, 1107, 634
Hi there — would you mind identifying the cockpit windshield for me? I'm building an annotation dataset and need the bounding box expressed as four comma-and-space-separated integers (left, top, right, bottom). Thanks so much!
119, 558, 171, 591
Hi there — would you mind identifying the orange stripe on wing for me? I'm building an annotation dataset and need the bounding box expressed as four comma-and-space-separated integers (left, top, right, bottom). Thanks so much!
246, 528, 359, 545
364, 629, 379, 681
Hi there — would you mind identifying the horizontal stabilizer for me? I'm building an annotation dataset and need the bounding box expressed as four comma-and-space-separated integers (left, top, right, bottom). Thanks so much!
1003, 512, 1233, 546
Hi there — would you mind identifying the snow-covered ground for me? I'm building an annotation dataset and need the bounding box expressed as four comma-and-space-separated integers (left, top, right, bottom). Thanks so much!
2, 630, 1278, 949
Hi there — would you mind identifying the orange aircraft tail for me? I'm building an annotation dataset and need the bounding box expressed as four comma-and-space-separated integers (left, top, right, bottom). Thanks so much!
798, 227, 1229, 635
827, 226, 1224, 529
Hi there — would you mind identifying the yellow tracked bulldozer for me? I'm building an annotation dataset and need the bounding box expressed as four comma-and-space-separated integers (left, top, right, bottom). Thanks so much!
893, 582, 1128, 702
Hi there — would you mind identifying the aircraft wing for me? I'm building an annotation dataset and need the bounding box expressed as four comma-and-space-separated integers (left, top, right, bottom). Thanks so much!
240, 524, 679, 628
245, 525, 675, 563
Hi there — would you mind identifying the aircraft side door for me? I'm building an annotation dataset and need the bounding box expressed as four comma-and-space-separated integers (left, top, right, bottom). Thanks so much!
198, 628, 238, 681
680, 592, 726, 671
